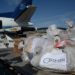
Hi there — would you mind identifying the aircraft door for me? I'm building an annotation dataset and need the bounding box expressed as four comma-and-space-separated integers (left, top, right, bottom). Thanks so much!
0, 20, 2, 29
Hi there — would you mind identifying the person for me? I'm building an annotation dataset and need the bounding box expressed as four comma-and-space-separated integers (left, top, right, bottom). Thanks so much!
13, 38, 22, 57
18, 39, 24, 52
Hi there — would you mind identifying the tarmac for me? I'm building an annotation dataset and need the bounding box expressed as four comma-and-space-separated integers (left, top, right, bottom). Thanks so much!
0, 45, 75, 75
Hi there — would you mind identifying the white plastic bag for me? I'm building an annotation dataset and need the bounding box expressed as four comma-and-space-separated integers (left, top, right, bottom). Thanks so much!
46, 24, 60, 37
39, 49, 67, 71
31, 37, 46, 54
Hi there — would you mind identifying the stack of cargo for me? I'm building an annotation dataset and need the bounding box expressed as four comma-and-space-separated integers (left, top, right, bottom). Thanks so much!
21, 24, 75, 73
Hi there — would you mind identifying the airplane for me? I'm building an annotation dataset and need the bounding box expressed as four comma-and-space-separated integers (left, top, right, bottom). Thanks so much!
0, 0, 36, 37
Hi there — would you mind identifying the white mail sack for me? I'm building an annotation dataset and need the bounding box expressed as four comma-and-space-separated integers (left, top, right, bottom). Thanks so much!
39, 49, 67, 71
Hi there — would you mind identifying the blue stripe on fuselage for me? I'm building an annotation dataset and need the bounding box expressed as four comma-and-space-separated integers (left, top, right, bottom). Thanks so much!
2, 26, 18, 29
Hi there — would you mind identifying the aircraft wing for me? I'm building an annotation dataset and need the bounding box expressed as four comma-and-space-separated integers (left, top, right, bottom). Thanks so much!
15, 5, 36, 26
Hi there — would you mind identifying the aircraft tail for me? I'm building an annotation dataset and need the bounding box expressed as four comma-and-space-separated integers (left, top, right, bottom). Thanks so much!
14, 0, 33, 18
15, 5, 36, 26
0, 0, 33, 18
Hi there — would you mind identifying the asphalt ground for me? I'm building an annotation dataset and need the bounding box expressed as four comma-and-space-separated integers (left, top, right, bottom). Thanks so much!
0, 48, 75, 75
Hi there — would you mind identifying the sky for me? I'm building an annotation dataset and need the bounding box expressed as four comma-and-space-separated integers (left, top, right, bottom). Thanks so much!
0, 0, 75, 28
32, 0, 75, 28
0, 0, 22, 12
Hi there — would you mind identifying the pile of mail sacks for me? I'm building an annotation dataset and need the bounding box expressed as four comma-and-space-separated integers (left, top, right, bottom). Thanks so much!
21, 24, 75, 72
